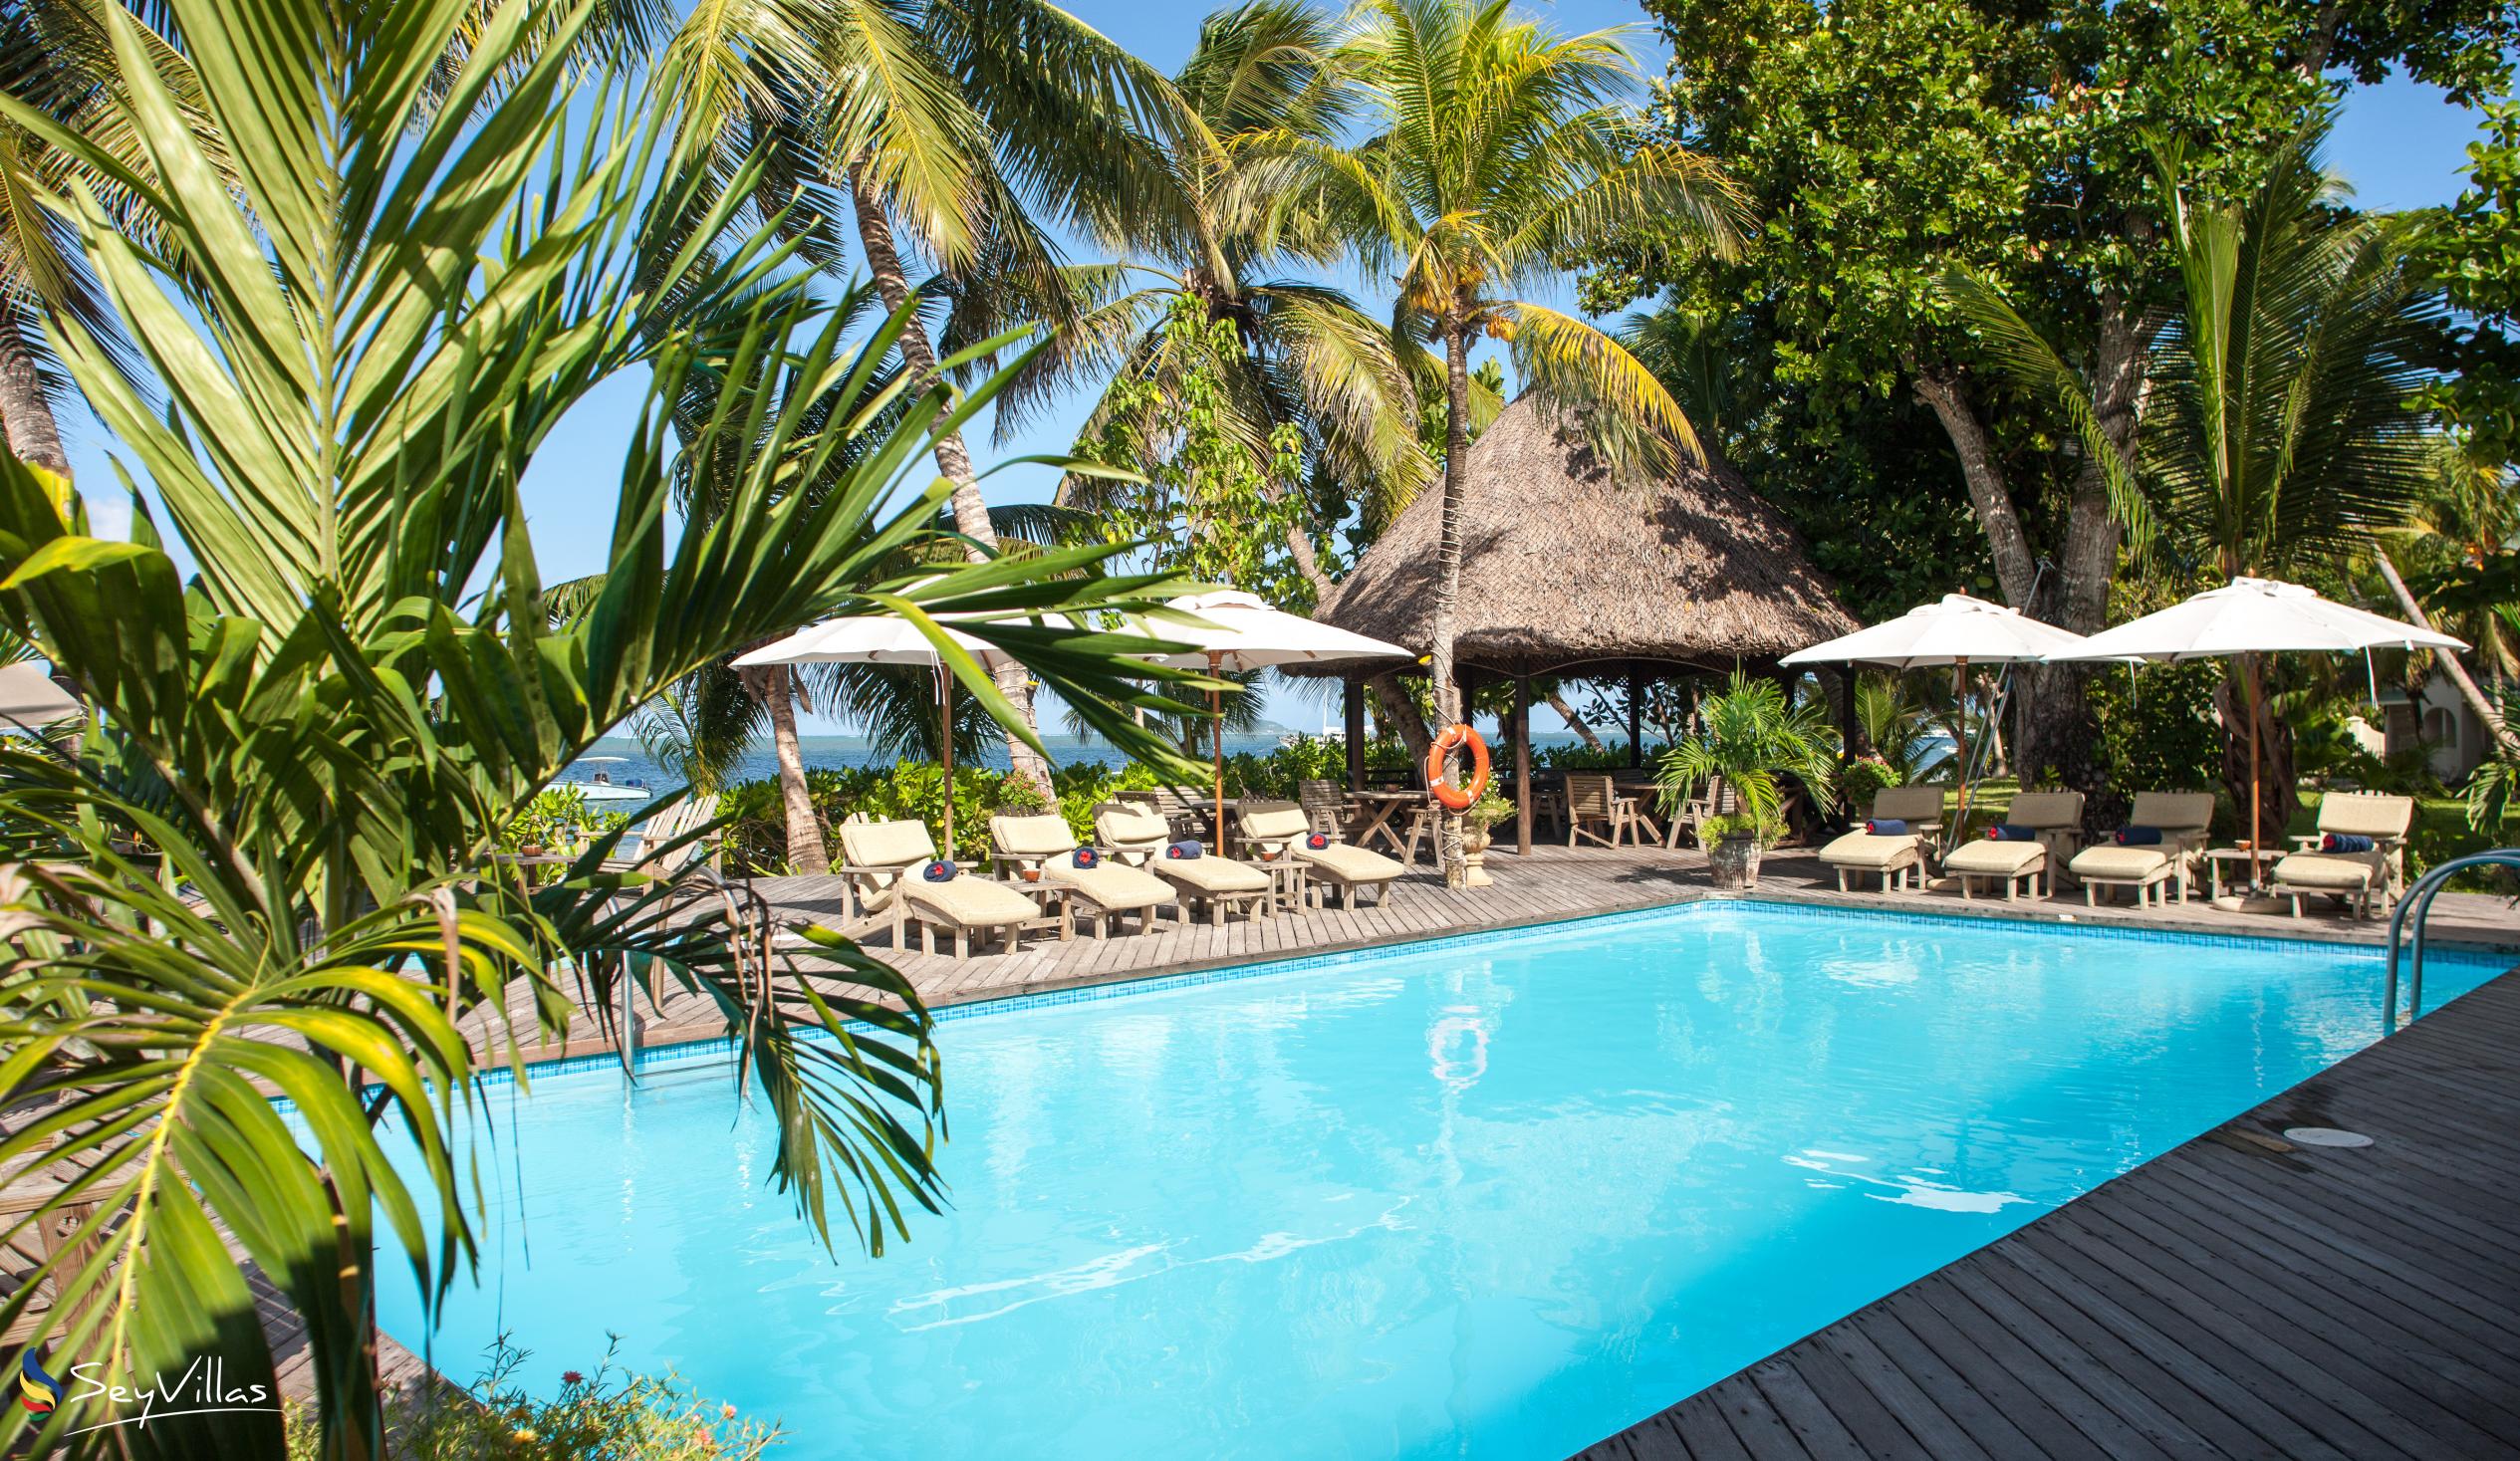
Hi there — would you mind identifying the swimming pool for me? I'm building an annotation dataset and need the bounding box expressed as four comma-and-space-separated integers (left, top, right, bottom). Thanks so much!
370, 901, 2510, 1459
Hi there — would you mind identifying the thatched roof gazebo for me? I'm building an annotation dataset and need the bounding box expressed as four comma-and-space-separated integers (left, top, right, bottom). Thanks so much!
1298, 396, 1858, 849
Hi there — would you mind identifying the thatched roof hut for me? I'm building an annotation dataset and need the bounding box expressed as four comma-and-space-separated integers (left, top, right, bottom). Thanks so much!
1303, 397, 1856, 679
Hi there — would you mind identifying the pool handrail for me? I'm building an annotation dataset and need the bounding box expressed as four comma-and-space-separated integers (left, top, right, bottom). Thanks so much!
2383, 849, 2520, 1032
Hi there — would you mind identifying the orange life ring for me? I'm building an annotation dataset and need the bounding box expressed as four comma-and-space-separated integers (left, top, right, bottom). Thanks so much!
1425, 723, 1491, 811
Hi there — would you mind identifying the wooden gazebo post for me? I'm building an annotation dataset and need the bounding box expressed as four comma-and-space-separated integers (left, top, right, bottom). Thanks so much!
1513, 676, 1533, 855
1625, 669, 1644, 767
1343, 676, 1366, 790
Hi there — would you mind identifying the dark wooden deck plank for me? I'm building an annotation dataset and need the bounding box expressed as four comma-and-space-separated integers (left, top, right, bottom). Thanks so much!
1575, 971, 2520, 1460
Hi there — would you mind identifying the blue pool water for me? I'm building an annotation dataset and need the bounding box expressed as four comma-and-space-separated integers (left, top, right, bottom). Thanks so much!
370, 903, 2510, 1459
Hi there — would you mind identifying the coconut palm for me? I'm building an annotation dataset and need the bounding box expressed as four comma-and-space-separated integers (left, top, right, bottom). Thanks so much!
808, 0, 1200, 789
1949, 120, 2445, 837
0, 3, 1201, 1453
1008, 0, 1430, 598
1257, 0, 1745, 881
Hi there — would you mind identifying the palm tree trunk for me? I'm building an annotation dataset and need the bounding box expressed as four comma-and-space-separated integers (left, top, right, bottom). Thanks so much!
0, 328, 70, 477
2373, 544, 2515, 754
745, 666, 830, 873
846, 167, 1054, 792
1549, 690, 1605, 752
1430, 317, 1472, 886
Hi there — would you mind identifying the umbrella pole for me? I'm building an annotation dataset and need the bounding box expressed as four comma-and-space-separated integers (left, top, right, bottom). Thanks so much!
1952, 656, 1970, 845
1210, 651, 1226, 850
938, 666, 954, 856
2248, 651, 2263, 884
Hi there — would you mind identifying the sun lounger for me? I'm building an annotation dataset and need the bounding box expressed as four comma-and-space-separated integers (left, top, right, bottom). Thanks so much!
2067, 792, 2214, 908
834, 818, 1040, 956
1236, 799, 1404, 909
2269, 791, 2413, 919
1817, 786, 1947, 892
1938, 791, 2085, 901
1096, 802, 1274, 925
990, 814, 1178, 938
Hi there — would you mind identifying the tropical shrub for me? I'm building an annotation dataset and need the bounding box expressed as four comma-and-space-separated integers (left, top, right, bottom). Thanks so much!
496, 788, 633, 856
1654, 673, 1838, 840
1838, 753, 1901, 816
2088, 660, 2224, 804
0, 4, 1198, 1454
286, 1337, 777, 1461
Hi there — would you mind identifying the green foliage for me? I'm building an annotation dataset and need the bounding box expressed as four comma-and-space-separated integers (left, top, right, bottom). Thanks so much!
496, 788, 633, 856
2421, 97, 2520, 476
2463, 683, 2520, 829
0, 5, 1206, 1454
286, 1336, 777, 1461
1701, 811, 1776, 847
1071, 296, 1314, 605
1839, 753, 1901, 815
1654, 672, 1838, 837
2089, 659, 2226, 795
1855, 674, 1939, 781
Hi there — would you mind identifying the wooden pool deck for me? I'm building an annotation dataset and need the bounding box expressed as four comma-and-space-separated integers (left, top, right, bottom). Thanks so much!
1576, 963, 2520, 1461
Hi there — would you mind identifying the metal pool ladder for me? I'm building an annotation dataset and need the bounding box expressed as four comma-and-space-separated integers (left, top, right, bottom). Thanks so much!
2383, 850, 2520, 1033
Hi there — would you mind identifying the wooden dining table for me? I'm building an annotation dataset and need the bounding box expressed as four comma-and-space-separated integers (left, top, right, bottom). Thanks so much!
1347, 789, 1424, 855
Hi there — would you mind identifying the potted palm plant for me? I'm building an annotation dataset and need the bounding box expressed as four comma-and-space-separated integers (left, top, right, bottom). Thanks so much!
1657, 672, 1840, 891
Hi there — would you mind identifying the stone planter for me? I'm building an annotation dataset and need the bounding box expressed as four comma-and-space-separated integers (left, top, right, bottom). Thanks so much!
1461, 823, 1495, 887
1708, 833, 1762, 890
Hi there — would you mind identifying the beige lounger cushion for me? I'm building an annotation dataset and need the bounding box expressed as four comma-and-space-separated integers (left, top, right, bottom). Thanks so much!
1152, 855, 1270, 894
837, 818, 940, 912
2069, 845, 2176, 881
1866, 787, 1946, 825
2313, 792, 2414, 840
2270, 852, 2383, 890
1941, 839, 2045, 876
993, 814, 1081, 858
1094, 805, 1173, 849
1297, 841, 1403, 884
1240, 806, 1311, 842
1819, 831, 1917, 868
2002, 791, 2086, 829
899, 875, 1038, 927
1043, 860, 1174, 911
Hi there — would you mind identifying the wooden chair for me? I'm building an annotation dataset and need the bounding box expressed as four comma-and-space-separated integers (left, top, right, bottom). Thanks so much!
602, 792, 721, 875
1563, 773, 1655, 849
1297, 779, 1359, 837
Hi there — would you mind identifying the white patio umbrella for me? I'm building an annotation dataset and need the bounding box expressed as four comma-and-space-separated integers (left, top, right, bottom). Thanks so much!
1120, 591, 1413, 840
1781, 593, 2093, 830
0, 663, 79, 729
2047, 576, 2467, 885
733, 615, 1022, 852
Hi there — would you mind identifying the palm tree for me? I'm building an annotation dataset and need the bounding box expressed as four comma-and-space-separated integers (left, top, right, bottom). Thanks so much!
809, 0, 1200, 790
1007, 0, 1430, 605
1950, 120, 2444, 837
1261, 0, 1745, 882
0, 2, 224, 477
0, 3, 1201, 1452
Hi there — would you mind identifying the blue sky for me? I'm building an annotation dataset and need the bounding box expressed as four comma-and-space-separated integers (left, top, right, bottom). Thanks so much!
49, 3, 2499, 733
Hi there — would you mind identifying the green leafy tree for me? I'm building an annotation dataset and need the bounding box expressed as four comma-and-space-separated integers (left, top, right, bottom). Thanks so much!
1952, 123, 2446, 839
0, 2, 1198, 1454
1595, 0, 2516, 789
1264, 0, 1746, 884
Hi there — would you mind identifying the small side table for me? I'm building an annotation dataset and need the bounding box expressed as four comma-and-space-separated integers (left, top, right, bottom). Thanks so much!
2203, 846, 2285, 901
1257, 857, 1311, 914
1003, 873, 1074, 941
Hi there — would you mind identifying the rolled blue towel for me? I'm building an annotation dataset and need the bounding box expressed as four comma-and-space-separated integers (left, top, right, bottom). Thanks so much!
2113, 826, 2163, 847
1305, 832, 1331, 851
1070, 847, 1100, 869
1165, 840, 1203, 859
921, 859, 956, 882
1865, 818, 1907, 836
1986, 823, 2037, 842
2322, 832, 2376, 853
